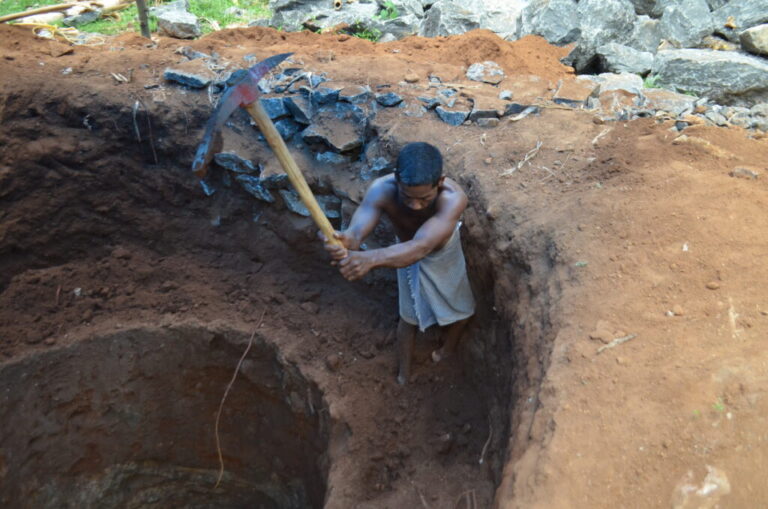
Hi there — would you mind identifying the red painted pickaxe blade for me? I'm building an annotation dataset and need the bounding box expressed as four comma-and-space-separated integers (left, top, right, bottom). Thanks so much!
191, 52, 293, 177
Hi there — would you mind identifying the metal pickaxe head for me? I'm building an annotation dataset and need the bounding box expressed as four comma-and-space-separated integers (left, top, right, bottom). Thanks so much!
191, 52, 293, 178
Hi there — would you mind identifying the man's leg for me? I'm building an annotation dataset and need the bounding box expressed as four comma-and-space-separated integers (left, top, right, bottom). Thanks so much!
432, 317, 470, 363
396, 318, 418, 385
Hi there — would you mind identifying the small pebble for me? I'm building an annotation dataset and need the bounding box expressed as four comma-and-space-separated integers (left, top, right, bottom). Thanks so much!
325, 353, 341, 371
706, 281, 720, 290
672, 304, 684, 316
404, 71, 419, 83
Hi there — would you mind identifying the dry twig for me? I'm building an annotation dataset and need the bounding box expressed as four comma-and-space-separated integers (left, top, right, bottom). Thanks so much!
501, 141, 542, 176
478, 415, 493, 465
596, 333, 637, 354
214, 309, 267, 488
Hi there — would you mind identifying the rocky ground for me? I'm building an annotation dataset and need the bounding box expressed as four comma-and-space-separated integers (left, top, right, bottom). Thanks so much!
1, 23, 768, 508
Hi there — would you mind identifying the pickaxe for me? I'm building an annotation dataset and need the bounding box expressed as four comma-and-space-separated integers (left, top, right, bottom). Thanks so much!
191, 52, 344, 248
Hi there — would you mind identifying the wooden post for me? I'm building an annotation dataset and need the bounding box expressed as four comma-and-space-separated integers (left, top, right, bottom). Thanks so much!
135, 0, 150, 39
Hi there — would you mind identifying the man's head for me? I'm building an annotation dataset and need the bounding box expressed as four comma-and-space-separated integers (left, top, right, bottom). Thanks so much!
395, 142, 444, 211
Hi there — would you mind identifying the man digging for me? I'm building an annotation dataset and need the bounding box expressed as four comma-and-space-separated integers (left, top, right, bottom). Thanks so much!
323, 142, 475, 384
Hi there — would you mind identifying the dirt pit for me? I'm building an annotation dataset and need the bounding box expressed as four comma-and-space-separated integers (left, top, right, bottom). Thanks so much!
0, 326, 329, 508
2, 22, 768, 509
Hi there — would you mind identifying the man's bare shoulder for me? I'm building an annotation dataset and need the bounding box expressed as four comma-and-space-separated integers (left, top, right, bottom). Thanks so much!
438, 177, 468, 209
364, 174, 397, 203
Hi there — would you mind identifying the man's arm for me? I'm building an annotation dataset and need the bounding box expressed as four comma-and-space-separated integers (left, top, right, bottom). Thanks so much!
338, 184, 467, 281
323, 177, 388, 260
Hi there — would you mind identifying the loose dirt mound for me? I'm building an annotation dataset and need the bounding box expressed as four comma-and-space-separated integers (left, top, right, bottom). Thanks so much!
1, 24, 768, 508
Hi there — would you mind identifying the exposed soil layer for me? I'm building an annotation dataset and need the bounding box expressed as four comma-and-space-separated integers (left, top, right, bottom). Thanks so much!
2, 24, 768, 508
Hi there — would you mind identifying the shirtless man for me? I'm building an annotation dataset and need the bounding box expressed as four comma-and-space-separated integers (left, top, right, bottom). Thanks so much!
323, 142, 475, 384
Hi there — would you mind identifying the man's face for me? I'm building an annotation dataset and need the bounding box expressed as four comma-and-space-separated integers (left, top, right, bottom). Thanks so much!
397, 178, 443, 212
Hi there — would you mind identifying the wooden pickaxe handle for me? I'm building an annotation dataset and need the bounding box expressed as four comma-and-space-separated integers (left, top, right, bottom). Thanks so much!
245, 101, 344, 248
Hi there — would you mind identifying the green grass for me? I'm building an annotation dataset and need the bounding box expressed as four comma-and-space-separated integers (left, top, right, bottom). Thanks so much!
375, 0, 398, 20
189, 0, 270, 34
643, 75, 661, 89
0, 0, 62, 18
1, 0, 271, 36
79, 4, 157, 35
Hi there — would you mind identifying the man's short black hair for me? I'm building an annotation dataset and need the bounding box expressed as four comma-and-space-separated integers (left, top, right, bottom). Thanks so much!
395, 142, 443, 187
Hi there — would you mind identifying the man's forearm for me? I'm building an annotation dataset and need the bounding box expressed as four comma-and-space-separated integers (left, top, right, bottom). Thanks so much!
367, 240, 432, 269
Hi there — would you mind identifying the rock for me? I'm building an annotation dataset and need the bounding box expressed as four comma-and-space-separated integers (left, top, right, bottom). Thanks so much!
378, 33, 399, 43
279, 190, 341, 219
44, 336, 57, 346
503, 102, 532, 116
740, 24, 768, 57
214, 152, 261, 174
699, 35, 739, 51
325, 353, 341, 371
311, 82, 344, 106
435, 105, 470, 126
712, 0, 768, 43
274, 118, 302, 140
652, 49, 768, 106
338, 85, 371, 104
284, 95, 314, 124
259, 96, 289, 120
375, 91, 404, 107
163, 60, 216, 88
672, 304, 685, 316
562, 0, 636, 73
372, 12, 423, 39
596, 43, 654, 75
519, 0, 581, 46
437, 88, 458, 107
226, 6, 251, 18
403, 101, 427, 117
752, 103, 768, 117
270, 0, 379, 32
706, 281, 720, 290
591, 72, 645, 95
730, 167, 759, 179
419, 0, 480, 37
404, 71, 419, 83
639, 88, 697, 116
466, 61, 505, 85
499, 90, 514, 100
419, 95, 441, 110
473, 0, 528, 40
477, 117, 500, 128
63, 7, 102, 27
628, 15, 662, 53
361, 157, 393, 181
157, 9, 202, 39
301, 113, 364, 152
671, 465, 731, 509
658, 0, 713, 48
150, 0, 189, 16
704, 108, 728, 126
236, 175, 275, 203
316, 151, 349, 165
555, 78, 598, 106
469, 103, 504, 122
176, 45, 210, 61
589, 320, 613, 344
261, 173, 290, 190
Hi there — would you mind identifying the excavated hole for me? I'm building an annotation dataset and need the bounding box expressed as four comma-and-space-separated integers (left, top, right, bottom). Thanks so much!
0, 89, 559, 506
0, 326, 329, 508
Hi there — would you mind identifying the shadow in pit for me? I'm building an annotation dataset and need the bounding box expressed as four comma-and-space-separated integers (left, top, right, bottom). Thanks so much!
0, 325, 329, 509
